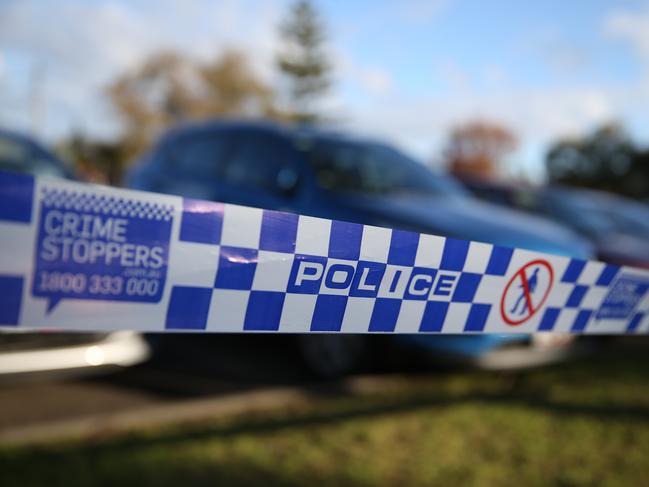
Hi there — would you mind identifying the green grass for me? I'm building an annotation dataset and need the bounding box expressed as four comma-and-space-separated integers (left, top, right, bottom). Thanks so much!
2, 347, 649, 487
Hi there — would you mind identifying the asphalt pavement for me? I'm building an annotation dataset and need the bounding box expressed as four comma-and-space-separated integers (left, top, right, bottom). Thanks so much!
0, 335, 304, 430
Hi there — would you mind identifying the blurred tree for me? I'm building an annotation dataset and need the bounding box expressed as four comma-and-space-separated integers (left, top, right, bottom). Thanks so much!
276, 0, 331, 123
199, 51, 278, 118
624, 150, 649, 199
545, 123, 649, 198
108, 52, 197, 162
57, 134, 122, 185
445, 120, 517, 179
107, 49, 279, 176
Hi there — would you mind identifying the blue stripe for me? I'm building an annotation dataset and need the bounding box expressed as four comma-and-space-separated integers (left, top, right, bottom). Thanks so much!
566, 285, 588, 308
369, 298, 401, 332
244, 291, 285, 331
311, 295, 347, 331
595, 264, 619, 286
452, 272, 482, 303
260, 210, 298, 253
328, 220, 363, 260
440, 238, 470, 271
561, 259, 586, 283
180, 199, 224, 244
571, 309, 592, 332
464, 304, 491, 332
626, 313, 644, 333
485, 246, 513, 276
0, 171, 34, 223
0, 275, 23, 326
388, 230, 419, 266
214, 247, 258, 290
538, 307, 560, 331
165, 286, 212, 330
419, 301, 448, 332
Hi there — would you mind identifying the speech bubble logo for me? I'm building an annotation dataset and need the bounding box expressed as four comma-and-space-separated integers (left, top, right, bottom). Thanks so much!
32, 187, 173, 315
46, 296, 62, 314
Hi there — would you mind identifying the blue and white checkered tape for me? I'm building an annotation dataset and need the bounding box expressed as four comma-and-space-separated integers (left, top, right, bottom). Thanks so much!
1, 169, 648, 334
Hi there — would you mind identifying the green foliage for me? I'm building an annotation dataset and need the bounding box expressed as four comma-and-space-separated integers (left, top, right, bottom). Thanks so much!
276, 1, 331, 123
546, 123, 649, 199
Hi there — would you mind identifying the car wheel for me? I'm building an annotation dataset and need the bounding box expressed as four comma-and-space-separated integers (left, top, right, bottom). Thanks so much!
297, 334, 366, 378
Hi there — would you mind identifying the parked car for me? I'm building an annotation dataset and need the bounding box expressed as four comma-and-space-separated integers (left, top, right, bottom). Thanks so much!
462, 177, 649, 268
0, 129, 150, 380
129, 120, 593, 377
590, 191, 649, 240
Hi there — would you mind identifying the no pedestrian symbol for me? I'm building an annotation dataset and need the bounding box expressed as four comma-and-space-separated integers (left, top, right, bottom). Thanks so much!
500, 259, 554, 326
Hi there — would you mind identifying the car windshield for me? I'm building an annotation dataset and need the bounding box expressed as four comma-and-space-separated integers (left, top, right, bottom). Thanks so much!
554, 194, 627, 237
605, 199, 649, 237
515, 190, 618, 238
303, 138, 467, 197
560, 193, 649, 239
0, 134, 67, 178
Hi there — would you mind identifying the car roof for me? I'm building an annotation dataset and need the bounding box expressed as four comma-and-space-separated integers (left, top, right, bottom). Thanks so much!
0, 128, 45, 148
0, 128, 70, 174
161, 118, 386, 148
543, 185, 617, 205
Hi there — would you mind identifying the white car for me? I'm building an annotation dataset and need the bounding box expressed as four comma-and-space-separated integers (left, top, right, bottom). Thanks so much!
0, 330, 149, 379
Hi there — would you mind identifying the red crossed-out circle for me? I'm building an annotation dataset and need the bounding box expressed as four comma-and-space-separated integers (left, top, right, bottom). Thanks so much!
500, 259, 554, 326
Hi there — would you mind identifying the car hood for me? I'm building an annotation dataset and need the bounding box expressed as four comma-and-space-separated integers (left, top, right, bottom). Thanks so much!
336, 193, 593, 259
595, 233, 649, 267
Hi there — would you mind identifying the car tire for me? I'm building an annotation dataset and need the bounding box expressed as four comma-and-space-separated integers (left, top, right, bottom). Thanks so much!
296, 334, 367, 379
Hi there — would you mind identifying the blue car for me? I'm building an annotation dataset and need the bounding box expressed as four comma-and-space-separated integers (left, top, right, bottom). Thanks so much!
129, 120, 592, 376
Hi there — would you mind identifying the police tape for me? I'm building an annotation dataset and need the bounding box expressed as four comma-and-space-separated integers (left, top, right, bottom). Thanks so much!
0, 169, 648, 334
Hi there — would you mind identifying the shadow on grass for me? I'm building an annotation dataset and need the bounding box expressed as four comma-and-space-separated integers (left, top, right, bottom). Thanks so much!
2, 346, 649, 487
90, 385, 649, 452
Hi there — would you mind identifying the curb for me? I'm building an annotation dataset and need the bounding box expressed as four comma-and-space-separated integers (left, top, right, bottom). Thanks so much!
0, 375, 396, 447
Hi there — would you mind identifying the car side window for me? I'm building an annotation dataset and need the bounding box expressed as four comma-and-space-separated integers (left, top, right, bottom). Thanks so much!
223, 131, 297, 195
165, 130, 231, 180
0, 135, 67, 178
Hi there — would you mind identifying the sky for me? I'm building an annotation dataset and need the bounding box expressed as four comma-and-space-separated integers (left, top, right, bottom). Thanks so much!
1, 0, 649, 180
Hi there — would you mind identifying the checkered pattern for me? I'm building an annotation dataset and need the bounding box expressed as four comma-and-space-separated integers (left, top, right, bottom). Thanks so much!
535, 259, 618, 333
41, 188, 173, 221
165, 203, 518, 333
2, 170, 649, 333
534, 260, 649, 334
163, 202, 649, 334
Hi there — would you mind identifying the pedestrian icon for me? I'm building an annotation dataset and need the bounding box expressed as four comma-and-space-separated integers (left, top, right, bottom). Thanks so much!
510, 267, 540, 316
501, 260, 554, 326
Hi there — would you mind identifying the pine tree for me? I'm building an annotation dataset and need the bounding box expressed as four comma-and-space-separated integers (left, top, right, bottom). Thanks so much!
276, 1, 331, 123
